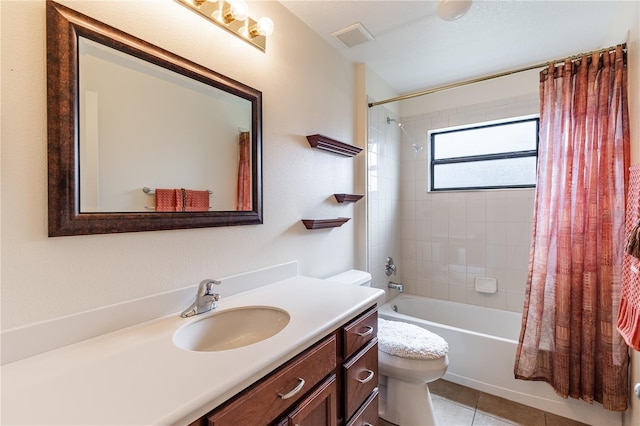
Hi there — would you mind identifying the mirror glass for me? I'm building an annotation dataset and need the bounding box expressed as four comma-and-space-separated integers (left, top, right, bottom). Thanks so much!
78, 38, 252, 213
47, 1, 262, 236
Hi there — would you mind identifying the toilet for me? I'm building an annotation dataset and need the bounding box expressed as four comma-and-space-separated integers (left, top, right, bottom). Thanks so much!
326, 270, 449, 426
377, 318, 448, 426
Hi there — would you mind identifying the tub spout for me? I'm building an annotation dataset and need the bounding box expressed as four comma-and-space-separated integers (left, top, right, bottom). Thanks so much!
388, 281, 403, 292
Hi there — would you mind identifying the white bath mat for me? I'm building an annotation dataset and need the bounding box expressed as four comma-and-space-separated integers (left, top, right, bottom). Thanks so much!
378, 318, 448, 360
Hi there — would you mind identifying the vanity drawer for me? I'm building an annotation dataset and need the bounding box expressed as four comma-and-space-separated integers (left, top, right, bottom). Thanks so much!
208, 335, 337, 426
345, 388, 378, 426
343, 339, 378, 421
343, 308, 377, 360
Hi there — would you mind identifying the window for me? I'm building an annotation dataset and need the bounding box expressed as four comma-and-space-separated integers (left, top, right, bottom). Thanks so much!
429, 116, 539, 191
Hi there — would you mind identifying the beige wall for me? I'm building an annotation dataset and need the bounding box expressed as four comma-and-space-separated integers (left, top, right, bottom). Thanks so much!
1, 0, 360, 330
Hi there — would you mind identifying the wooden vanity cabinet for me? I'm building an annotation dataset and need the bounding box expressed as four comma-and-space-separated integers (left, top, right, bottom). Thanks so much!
196, 305, 378, 426
340, 307, 379, 426
208, 335, 337, 426
345, 389, 379, 426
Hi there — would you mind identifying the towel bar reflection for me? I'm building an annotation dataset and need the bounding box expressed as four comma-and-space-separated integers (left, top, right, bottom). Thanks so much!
143, 187, 212, 195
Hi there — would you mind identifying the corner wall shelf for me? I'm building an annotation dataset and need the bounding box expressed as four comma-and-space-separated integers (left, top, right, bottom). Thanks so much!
306, 134, 362, 157
334, 194, 364, 203
302, 217, 351, 230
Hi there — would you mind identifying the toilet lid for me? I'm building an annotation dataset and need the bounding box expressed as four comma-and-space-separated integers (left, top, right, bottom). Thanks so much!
378, 318, 448, 360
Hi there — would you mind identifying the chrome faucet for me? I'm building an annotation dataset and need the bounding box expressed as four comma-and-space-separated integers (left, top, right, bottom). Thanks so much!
180, 279, 221, 318
388, 281, 403, 292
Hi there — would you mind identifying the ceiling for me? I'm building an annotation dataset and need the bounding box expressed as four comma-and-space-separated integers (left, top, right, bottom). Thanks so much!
279, 1, 632, 95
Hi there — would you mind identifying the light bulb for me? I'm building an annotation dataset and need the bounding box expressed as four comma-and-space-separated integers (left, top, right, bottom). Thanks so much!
219, 0, 248, 23
255, 17, 274, 37
436, 0, 472, 21
228, 0, 248, 21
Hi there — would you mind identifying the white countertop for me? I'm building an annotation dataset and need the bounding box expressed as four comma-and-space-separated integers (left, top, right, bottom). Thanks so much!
1, 276, 383, 425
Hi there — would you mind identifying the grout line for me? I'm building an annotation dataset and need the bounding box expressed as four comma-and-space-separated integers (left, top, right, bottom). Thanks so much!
470, 409, 477, 426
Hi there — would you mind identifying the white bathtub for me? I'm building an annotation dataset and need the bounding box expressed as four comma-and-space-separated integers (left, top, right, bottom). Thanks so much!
379, 294, 622, 426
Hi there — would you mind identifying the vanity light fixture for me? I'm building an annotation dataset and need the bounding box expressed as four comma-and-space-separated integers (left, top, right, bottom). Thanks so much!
177, 0, 274, 51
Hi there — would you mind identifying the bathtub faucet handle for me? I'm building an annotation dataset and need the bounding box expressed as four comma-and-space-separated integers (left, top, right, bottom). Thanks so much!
385, 257, 397, 276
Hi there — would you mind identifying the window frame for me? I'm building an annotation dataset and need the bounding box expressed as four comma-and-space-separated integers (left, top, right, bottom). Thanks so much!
429, 116, 539, 192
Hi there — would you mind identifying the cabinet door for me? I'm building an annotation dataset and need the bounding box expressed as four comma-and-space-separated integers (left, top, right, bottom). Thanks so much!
208, 336, 337, 426
285, 375, 337, 426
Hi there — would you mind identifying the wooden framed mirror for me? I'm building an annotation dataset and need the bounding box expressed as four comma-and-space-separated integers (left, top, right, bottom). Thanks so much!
46, 0, 262, 236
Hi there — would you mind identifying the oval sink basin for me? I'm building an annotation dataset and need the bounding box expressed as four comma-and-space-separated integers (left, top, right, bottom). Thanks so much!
173, 306, 290, 352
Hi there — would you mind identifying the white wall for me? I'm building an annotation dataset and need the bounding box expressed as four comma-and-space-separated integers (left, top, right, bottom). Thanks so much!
1, 0, 360, 330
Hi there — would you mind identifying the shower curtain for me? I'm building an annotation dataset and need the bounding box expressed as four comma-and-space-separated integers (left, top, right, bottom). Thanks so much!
514, 46, 629, 411
237, 131, 251, 211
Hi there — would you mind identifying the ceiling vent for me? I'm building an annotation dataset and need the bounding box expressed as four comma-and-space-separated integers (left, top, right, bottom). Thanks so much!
331, 22, 374, 48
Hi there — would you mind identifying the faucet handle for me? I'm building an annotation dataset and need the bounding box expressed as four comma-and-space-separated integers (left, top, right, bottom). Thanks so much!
385, 257, 397, 276
199, 279, 221, 296
181, 279, 222, 318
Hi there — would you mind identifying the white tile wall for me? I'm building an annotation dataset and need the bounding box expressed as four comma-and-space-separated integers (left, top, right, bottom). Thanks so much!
368, 105, 402, 294
399, 94, 538, 312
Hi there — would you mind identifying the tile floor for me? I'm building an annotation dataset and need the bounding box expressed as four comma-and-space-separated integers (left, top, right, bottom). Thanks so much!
378, 379, 588, 426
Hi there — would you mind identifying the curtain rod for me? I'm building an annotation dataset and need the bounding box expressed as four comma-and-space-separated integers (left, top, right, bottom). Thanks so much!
368, 43, 626, 108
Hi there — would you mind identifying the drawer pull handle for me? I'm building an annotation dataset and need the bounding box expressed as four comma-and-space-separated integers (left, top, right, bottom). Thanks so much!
278, 378, 305, 400
364, 423, 374, 426
356, 369, 375, 384
355, 326, 374, 337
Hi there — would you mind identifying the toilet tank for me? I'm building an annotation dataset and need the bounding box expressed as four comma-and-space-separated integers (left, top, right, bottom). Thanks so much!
326, 269, 372, 287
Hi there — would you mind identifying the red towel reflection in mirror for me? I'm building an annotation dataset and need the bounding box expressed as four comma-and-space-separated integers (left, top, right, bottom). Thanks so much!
155, 188, 210, 212
237, 131, 251, 211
